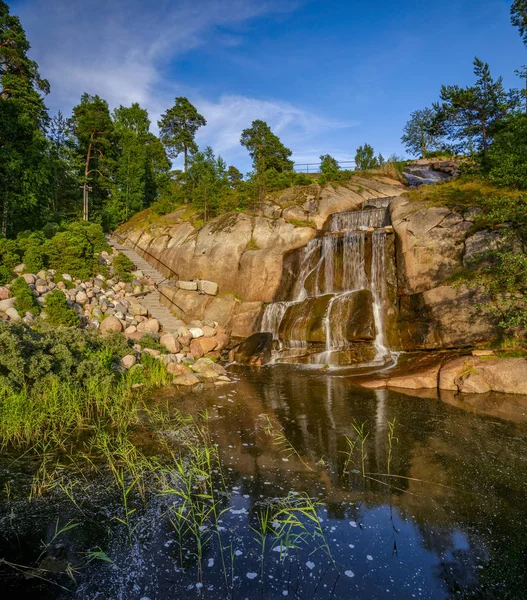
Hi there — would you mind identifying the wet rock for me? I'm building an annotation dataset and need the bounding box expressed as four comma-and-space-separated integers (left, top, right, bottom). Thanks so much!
173, 372, 200, 386
229, 332, 273, 365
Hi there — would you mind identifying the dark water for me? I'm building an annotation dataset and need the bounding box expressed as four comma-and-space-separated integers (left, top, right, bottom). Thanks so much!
1, 365, 527, 599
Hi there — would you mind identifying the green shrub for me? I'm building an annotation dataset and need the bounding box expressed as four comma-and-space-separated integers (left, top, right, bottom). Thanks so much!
320, 154, 341, 181
0, 238, 21, 269
138, 333, 167, 354
44, 290, 80, 327
44, 222, 110, 280
112, 252, 135, 281
11, 277, 40, 316
264, 168, 293, 191
22, 245, 46, 274
293, 173, 312, 186
485, 115, 527, 189
0, 265, 13, 285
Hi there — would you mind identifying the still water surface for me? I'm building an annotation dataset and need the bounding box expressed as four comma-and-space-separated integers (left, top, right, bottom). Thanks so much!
1, 365, 526, 599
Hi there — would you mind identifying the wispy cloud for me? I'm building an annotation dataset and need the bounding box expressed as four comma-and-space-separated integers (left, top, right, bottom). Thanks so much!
14, 0, 356, 167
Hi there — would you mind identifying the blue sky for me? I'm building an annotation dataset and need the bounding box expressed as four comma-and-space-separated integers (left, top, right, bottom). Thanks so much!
8, 0, 524, 171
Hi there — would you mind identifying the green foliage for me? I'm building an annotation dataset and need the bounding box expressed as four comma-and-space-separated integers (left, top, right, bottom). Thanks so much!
435, 57, 518, 154
0, 264, 13, 285
44, 221, 109, 280
355, 144, 379, 170
112, 252, 135, 281
293, 172, 311, 186
11, 277, 40, 315
401, 107, 445, 157
44, 289, 80, 327
158, 97, 206, 170
240, 120, 293, 200
511, 1, 527, 47
263, 167, 293, 191
472, 250, 527, 332
138, 333, 167, 354
319, 154, 341, 180
485, 115, 527, 189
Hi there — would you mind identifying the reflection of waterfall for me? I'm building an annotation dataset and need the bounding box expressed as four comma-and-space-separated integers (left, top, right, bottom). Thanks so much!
261, 199, 396, 366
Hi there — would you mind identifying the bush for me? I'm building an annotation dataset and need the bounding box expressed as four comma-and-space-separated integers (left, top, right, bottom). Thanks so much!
22, 245, 46, 273
293, 173, 312, 186
0, 265, 13, 285
11, 277, 40, 316
44, 222, 110, 280
320, 154, 341, 181
112, 252, 135, 281
0, 238, 21, 269
44, 290, 80, 327
485, 115, 527, 189
264, 168, 293, 191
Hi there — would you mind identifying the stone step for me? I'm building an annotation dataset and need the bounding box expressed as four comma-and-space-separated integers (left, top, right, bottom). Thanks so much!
108, 236, 182, 333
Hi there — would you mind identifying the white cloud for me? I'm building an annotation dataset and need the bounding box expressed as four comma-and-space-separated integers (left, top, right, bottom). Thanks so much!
15, 0, 356, 168
195, 94, 355, 167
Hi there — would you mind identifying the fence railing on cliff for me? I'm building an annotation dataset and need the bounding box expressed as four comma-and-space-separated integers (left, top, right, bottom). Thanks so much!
111, 231, 185, 315
293, 160, 356, 173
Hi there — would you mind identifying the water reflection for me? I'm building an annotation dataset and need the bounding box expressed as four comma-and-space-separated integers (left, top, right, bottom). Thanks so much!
1, 365, 526, 599
197, 365, 527, 599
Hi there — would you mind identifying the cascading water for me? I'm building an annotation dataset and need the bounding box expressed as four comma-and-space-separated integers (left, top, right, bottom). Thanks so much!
261, 198, 397, 366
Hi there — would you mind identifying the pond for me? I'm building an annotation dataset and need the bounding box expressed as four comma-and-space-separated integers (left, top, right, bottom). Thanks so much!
1, 364, 526, 599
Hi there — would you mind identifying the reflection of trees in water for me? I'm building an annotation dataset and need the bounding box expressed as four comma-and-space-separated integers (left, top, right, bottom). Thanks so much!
215, 366, 527, 598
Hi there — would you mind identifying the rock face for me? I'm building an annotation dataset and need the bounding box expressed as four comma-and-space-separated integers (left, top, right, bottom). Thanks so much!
116, 179, 404, 336
439, 357, 527, 395
391, 196, 506, 350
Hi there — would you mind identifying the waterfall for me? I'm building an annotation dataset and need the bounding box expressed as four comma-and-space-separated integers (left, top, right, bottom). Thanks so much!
370, 232, 388, 361
261, 199, 396, 366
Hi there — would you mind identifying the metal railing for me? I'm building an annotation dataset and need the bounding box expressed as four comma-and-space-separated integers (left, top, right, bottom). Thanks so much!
293, 160, 356, 174
110, 231, 185, 315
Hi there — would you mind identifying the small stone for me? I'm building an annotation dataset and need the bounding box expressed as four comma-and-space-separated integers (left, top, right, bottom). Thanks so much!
14, 264, 25, 274
189, 327, 204, 339
160, 333, 181, 354
202, 325, 216, 337
6, 307, 20, 320
100, 315, 123, 334
125, 325, 137, 334
198, 280, 219, 296
173, 372, 200, 386
75, 291, 87, 304
177, 280, 198, 291
143, 348, 160, 357
472, 349, 495, 357
167, 363, 190, 375
22, 273, 36, 285
0, 298, 16, 312
0, 287, 10, 300
121, 355, 137, 369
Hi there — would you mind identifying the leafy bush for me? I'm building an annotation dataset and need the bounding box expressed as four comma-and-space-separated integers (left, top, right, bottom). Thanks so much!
138, 333, 167, 354
264, 168, 293, 191
11, 277, 40, 316
44, 290, 80, 327
22, 245, 46, 273
485, 115, 527, 189
0, 322, 131, 394
293, 173, 311, 186
44, 222, 110, 280
0, 238, 21, 269
112, 252, 135, 281
320, 154, 341, 181
0, 265, 13, 285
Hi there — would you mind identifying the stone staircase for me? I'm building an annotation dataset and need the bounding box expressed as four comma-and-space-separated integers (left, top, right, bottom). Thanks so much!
108, 237, 182, 334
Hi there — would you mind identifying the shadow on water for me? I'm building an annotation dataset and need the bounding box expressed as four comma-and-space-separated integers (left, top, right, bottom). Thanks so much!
1, 364, 526, 598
